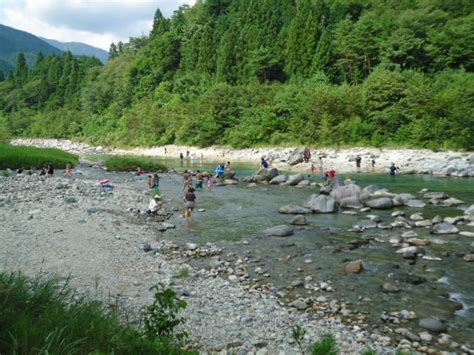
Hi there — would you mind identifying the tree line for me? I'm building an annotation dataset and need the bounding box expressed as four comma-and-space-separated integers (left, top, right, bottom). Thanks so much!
0, 0, 473, 149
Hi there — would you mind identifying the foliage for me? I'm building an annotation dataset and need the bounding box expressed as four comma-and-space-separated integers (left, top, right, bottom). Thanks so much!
143, 283, 188, 342
0, 272, 193, 354
105, 155, 167, 172
291, 324, 307, 354
0, 144, 78, 169
310, 334, 338, 355
0, 1, 473, 150
175, 267, 190, 279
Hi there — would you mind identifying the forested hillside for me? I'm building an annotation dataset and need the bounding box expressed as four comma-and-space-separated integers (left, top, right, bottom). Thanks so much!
41, 37, 109, 64
0, 24, 62, 74
1, 0, 473, 150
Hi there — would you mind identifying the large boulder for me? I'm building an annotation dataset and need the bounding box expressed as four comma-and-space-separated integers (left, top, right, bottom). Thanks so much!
396, 246, 419, 259
256, 168, 279, 181
296, 180, 310, 187
304, 194, 337, 213
365, 198, 394, 210
269, 174, 288, 184
363, 185, 380, 195
279, 205, 312, 214
287, 173, 305, 186
442, 197, 464, 206
264, 225, 294, 237
432, 222, 459, 235
340, 196, 363, 209
330, 184, 361, 202
287, 148, 305, 165
465, 204, 474, 216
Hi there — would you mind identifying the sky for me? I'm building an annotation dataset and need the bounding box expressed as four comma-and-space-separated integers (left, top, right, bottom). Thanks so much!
0, 0, 196, 50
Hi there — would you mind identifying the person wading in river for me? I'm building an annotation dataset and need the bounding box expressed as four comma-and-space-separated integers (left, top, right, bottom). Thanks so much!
184, 187, 196, 218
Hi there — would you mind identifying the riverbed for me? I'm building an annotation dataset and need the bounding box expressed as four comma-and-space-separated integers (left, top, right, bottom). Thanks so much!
87, 156, 474, 351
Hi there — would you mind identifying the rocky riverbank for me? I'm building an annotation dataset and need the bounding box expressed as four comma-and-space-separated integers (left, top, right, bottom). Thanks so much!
0, 168, 398, 354
10, 138, 474, 177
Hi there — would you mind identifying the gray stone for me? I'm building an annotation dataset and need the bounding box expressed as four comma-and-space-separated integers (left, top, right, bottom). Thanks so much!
444, 216, 464, 224
463, 254, 474, 262
365, 198, 394, 209
354, 220, 378, 230
256, 168, 279, 181
264, 225, 294, 237
432, 215, 443, 224
391, 211, 405, 217
423, 192, 448, 199
331, 184, 361, 202
304, 194, 337, 213
345, 260, 364, 274
289, 215, 308, 225
396, 246, 419, 259
65, 196, 77, 203
432, 222, 459, 235
269, 174, 288, 184
442, 197, 464, 206
142, 242, 152, 252
460, 231, 474, 237
290, 299, 308, 310
415, 220, 433, 227
407, 238, 431, 246
401, 231, 418, 239
418, 318, 447, 333
296, 180, 310, 187
287, 148, 305, 165
340, 196, 363, 209
287, 173, 304, 186
186, 242, 199, 250
363, 185, 381, 194
395, 328, 420, 341
464, 204, 474, 216
278, 205, 312, 214
410, 213, 424, 221
383, 282, 401, 293
405, 199, 426, 208
398, 193, 416, 203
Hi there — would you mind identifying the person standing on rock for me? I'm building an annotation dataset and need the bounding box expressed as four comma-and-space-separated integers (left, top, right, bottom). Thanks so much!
184, 187, 196, 218
371, 159, 376, 172
319, 156, 324, 172
303, 147, 311, 163
355, 156, 362, 172
261, 157, 269, 168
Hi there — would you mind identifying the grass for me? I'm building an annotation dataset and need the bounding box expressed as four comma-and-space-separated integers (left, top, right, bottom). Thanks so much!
0, 272, 194, 354
105, 155, 167, 172
175, 267, 190, 279
310, 335, 338, 355
0, 144, 78, 170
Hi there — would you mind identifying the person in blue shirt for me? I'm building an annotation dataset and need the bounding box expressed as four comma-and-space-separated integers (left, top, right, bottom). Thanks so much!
261, 157, 269, 168
215, 163, 225, 178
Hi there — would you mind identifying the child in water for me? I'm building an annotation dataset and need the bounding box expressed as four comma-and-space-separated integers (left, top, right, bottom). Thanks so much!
207, 174, 214, 191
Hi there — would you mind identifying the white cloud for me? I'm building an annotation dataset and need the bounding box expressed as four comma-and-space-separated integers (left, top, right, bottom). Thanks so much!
1, 0, 195, 50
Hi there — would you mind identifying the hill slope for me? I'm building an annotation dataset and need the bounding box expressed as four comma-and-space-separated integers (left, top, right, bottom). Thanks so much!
41, 37, 108, 64
0, 24, 62, 73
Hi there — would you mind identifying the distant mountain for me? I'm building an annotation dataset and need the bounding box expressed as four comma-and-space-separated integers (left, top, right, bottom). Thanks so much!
41, 37, 108, 64
0, 24, 62, 74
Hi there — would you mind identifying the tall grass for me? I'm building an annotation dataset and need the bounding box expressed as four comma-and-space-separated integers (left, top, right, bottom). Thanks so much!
0, 272, 193, 354
105, 155, 167, 172
0, 144, 78, 170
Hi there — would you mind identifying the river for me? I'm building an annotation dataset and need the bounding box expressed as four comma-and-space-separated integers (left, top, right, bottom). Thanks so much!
85, 156, 474, 350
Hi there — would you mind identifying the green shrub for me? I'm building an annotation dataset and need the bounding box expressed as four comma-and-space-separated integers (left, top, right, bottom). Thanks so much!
105, 155, 167, 172
310, 334, 338, 355
0, 144, 78, 170
0, 272, 194, 354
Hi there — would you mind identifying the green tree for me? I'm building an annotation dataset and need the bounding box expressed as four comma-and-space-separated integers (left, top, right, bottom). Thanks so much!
15, 53, 28, 85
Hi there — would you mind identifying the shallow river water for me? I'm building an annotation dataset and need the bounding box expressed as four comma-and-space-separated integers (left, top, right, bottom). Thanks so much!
88, 157, 474, 348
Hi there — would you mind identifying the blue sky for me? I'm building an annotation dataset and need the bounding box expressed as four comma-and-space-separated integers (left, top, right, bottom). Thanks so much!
0, 0, 195, 50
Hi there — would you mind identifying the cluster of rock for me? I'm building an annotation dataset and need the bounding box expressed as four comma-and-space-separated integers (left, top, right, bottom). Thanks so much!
11, 138, 104, 154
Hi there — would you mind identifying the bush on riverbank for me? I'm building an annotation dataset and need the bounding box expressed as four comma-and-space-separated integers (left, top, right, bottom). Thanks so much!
0, 144, 78, 170
0, 272, 194, 354
105, 155, 167, 172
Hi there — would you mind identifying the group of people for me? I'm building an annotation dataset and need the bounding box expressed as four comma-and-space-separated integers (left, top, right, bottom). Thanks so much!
354, 155, 399, 175
15, 163, 70, 177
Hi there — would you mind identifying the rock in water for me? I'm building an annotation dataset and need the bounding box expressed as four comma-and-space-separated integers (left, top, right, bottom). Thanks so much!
396, 246, 419, 259
423, 192, 448, 199
365, 198, 394, 209
345, 260, 364, 274
269, 174, 288, 184
340, 196, 363, 209
304, 194, 337, 213
278, 205, 312, 214
405, 199, 426, 208
287, 148, 304, 165
290, 299, 308, 310
418, 318, 447, 333
431, 222, 459, 235
382, 282, 401, 293
264, 225, 294, 237
442, 197, 464, 206
331, 184, 361, 203
463, 254, 474, 262
287, 173, 304, 186
289, 215, 308, 225
256, 168, 279, 181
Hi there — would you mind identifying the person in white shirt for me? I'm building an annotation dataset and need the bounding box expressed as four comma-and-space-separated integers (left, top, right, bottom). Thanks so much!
147, 195, 163, 215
